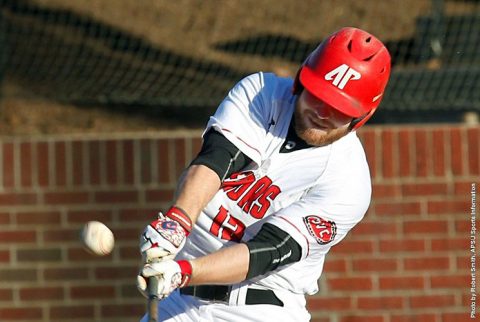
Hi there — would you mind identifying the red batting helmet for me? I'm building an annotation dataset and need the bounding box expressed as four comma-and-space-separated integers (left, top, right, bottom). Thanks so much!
293, 27, 391, 130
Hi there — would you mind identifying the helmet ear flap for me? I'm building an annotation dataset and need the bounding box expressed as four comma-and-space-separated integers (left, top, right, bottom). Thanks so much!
292, 68, 303, 95
348, 107, 377, 131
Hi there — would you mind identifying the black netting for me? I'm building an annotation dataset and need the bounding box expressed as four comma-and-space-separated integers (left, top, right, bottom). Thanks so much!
1, 0, 479, 121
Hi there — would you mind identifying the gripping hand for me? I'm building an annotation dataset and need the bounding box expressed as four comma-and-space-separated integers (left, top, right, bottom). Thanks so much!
137, 260, 192, 299
140, 206, 193, 262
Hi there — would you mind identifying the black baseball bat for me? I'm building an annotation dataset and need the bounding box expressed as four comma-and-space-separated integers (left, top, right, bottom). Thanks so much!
148, 277, 159, 322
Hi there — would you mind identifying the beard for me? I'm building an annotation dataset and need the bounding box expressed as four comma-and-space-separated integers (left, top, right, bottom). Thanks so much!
294, 107, 351, 147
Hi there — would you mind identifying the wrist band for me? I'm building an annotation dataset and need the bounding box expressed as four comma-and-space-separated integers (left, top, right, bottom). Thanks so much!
166, 206, 193, 234
177, 260, 192, 287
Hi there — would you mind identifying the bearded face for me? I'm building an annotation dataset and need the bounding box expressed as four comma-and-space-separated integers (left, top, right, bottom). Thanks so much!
294, 90, 353, 147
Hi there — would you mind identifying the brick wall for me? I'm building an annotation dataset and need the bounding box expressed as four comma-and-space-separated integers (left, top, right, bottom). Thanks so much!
0, 125, 478, 322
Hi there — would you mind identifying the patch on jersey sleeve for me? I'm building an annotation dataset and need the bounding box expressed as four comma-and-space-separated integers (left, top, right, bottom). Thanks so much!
303, 215, 337, 245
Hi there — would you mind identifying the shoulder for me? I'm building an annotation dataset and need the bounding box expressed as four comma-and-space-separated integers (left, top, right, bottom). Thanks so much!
319, 133, 372, 218
234, 72, 293, 100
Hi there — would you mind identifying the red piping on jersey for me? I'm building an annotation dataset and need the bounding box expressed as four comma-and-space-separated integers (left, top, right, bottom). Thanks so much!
278, 215, 310, 257
220, 128, 261, 158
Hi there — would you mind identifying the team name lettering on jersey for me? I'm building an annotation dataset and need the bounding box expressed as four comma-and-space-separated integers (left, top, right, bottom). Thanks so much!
222, 171, 281, 219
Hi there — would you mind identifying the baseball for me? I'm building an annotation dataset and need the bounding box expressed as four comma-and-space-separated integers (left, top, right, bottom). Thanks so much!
80, 221, 115, 256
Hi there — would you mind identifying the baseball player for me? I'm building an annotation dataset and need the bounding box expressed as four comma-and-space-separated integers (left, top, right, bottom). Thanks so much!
137, 27, 391, 322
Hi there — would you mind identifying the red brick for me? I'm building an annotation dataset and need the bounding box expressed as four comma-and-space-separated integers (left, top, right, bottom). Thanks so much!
118, 245, 139, 260
455, 219, 479, 233
307, 296, 352, 310
72, 140, 84, 186
94, 190, 139, 203
409, 294, 455, 308
19, 287, 64, 300
454, 180, 476, 195
467, 127, 479, 175
397, 129, 412, 177
101, 304, 145, 318
20, 142, 32, 187
442, 312, 476, 322
17, 248, 62, 262
55, 142, 67, 186
174, 138, 187, 178
118, 208, 158, 222
50, 305, 94, 319
357, 296, 404, 310
42, 228, 79, 243
140, 139, 153, 184
323, 259, 347, 273
16, 211, 61, 225
95, 265, 138, 279
456, 255, 473, 270
403, 220, 448, 234
145, 188, 175, 203
68, 247, 113, 262
450, 128, 464, 175
430, 274, 469, 288
36, 141, 50, 186
88, 140, 101, 185
371, 183, 401, 199
191, 137, 203, 156
352, 258, 398, 272
359, 129, 377, 178
114, 227, 141, 240
379, 239, 426, 252
431, 237, 468, 251
0, 212, 10, 224
327, 277, 373, 291
122, 140, 135, 184
401, 183, 448, 196
2, 142, 14, 188
157, 140, 170, 184
379, 276, 425, 290
43, 267, 89, 281
413, 129, 429, 177
70, 286, 115, 299
105, 140, 118, 185
432, 129, 446, 177
44, 191, 89, 205
427, 200, 468, 215
404, 256, 450, 270
340, 316, 384, 322
0, 250, 10, 262
0, 230, 36, 243
381, 130, 395, 178
0, 307, 43, 320
0, 268, 38, 282
351, 222, 398, 235
391, 313, 437, 322
331, 240, 374, 254
66, 210, 112, 223
0, 288, 13, 301
374, 201, 421, 216
0, 192, 37, 206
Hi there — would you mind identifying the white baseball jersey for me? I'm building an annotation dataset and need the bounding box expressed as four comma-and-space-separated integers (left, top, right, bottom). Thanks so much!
171, 72, 371, 320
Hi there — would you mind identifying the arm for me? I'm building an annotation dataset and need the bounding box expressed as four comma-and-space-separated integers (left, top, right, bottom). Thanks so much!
140, 130, 253, 261
189, 243, 250, 285
173, 164, 221, 224
138, 223, 302, 298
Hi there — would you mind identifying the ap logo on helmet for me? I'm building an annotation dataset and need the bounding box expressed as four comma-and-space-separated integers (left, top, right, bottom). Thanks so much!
324, 64, 361, 89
